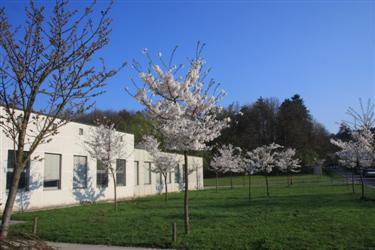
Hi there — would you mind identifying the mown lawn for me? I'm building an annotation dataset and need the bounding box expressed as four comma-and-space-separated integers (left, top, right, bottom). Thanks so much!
10, 175, 375, 250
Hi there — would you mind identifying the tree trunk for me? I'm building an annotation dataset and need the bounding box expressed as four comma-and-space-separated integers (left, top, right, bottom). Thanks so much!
287, 168, 290, 187
164, 174, 168, 201
183, 151, 189, 235
359, 172, 365, 200
290, 175, 293, 185
248, 174, 252, 201
265, 174, 270, 197
110, 170, 118, 212
230, 174, 233, 189
351, 168, 355, 193
0, 152, 25, 239
215, 173, 218, 193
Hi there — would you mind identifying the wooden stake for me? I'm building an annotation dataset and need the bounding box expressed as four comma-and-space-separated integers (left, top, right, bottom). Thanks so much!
32, 217, 38, 235
172, 222, 177, 243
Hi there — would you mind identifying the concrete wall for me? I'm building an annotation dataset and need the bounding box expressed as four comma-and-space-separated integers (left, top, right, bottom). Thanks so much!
0, 109, 204, 211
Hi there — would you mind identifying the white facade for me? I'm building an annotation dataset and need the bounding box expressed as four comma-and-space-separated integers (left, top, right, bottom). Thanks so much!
0, 110, 204, 211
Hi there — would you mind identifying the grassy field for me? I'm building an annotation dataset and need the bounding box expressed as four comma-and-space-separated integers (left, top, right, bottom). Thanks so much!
9, 175, 375, 250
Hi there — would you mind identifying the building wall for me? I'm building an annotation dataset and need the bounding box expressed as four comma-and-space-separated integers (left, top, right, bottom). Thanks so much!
0, 110, 204, 211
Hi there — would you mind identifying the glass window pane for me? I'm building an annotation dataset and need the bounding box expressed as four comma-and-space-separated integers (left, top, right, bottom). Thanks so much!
116, 159, 126, 186
73, 156, 87, 189
6, 150, 30, 190
144, 162, 151, 185
134, 161, 139, 186
174, 164, 181, 183
44, 153, 61, 189
96, 160, 108, 187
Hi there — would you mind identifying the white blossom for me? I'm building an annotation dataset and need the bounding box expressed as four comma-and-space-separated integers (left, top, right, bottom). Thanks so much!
247, 143, 283, 174
331, 126, 374, 169
210, 144, 242, 175
134, 57, 229, 151
276, 148, 301, 173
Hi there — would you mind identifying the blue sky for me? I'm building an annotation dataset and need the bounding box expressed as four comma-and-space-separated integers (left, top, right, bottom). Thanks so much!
3, 0, 375, 133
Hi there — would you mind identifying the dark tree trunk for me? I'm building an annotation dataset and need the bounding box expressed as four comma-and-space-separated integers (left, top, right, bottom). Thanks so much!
265, 174, 270, 197
351, 168, 355, 193
248, 174, 252, 201
183, 151, 190, 234
290, 175, 293, 185
359, 172, 365, 200
164, 174, 168, 201
0, 148, 26, 239
215, 173, 219, 193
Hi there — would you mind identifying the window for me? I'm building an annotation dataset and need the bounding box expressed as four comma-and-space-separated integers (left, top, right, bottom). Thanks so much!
6, 150, 30, 191
134, 161, 139, 185
79, 128, 84, 135
73, 155, 87, 189
116, 159, 126, 186
97, 160, 108, 187
168, 171, 172, 184
174, 164, 181, 183
44, 153, 61, 189
144, 162, 151, 185
156, 173, 162, 185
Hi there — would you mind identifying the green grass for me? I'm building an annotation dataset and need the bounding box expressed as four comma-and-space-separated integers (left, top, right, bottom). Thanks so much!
10, 175, 375, 250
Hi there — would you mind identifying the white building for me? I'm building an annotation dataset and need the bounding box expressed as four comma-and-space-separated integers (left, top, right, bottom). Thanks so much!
0, 111, 204, 211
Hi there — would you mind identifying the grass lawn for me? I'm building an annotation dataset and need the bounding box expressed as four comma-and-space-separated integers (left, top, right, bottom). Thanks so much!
9, 175, 375, 250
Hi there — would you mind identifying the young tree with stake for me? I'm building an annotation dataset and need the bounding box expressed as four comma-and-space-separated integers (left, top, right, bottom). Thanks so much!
241, 155, 257, 201
85, 119, 126, 211
129, 45, 229, 234
0, 1, 121, 238
210, 144, 241, 191
247, 143, 282, 197
276, 148, 301, 186
138, 135, 178, 201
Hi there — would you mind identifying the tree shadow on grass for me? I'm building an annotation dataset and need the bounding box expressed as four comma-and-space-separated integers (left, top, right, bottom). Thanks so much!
195, 192, 374, 211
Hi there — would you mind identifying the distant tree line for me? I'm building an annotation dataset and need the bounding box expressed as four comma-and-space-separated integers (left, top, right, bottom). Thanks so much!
75, 94, 337, 175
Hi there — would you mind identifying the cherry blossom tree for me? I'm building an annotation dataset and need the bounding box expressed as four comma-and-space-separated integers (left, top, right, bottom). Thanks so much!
209, 144, 241, 192
247, 143, 282, 197
129, 45, 229, 234
331, 99, 375, 199
138, 135, 179, 201
276, 148, 301, 186
85, 119, 126, 211
241, 155, 257, 201
0, 1, 121, 238
331, 127, 374, 198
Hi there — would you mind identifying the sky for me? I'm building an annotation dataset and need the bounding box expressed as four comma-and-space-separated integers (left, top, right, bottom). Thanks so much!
2, 0, 375, 133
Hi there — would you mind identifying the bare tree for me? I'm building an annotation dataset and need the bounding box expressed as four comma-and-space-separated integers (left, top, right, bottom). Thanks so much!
0, 1, 121, 238
85, 118, 126, 211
